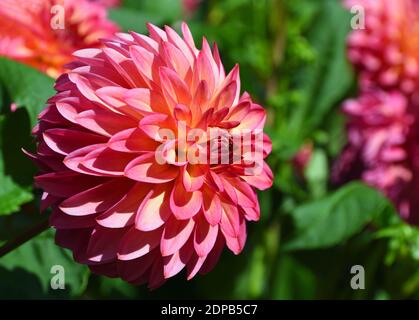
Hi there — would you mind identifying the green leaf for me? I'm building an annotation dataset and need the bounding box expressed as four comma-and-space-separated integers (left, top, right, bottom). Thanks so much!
109, 8, 161, 33
271, 254, 317, 299
290, 0, 354, 139
0, 57, 54, 126
123, 0, 182, 20
109, 0, 182, 33
0, 229, 89, 299
284, 182, 392, 251
0, 175, 32, 216
0, 113, 34, 215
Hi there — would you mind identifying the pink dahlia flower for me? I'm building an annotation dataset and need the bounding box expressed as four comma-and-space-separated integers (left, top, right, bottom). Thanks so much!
0, 0, 119, 78
332, 91, 419, 224
28, 23, 273, 288
344, 0, 419, 95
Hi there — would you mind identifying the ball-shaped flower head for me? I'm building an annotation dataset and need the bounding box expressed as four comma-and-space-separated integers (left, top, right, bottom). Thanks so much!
345, 0, 419, 95
0, 0, 119, 78
332, 91, 419, 224
28, 23, 273, 288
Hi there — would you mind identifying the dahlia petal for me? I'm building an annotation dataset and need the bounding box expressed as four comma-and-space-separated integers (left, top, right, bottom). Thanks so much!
148, 257, 166, 289
194, 50, 216, 95
199, 233, 225, 275
174, 104, 192, 123
86, 227, 124, 263
125, 153, 179, 183
191, 80, 209, 121
181, 22, 198, 54
146, 23, 168, 42
223, 215, 246, 255
108, 128, 159, 153
50, 208, 96, 229
186, 254, 206, 280
202, 37, 221, 86
219, 201, 240, 238
96, 183, 149, 228
40, 192, 60, 212
130, 45, 160, 85
38, 105, 67, 124
117, 250, 157, 283
118, 227, 162, 260
211, 107, 229, 125
95, 86, 128, 110
240, 161, 273, 190
227, 101, 251, 122
212, 42, 226, 81
263, 133, 273, 158
68, 73, 103, 105
202, 190, 222, 225
194, 215, 219, 257
59, 179, 131, 216
160, 215, 195, 256
219, 64, 240, 105
225, 177, 257, 208
55, 99, 81, 124
72, 48, 103, 66
182, 164, 206, 192
235, 105, 266, 130
220, 176, 238, 205
130, 31, 159, 54
35, 171, 106, 197
159, 66, 192, 107
43, 128, 106, 156
170, 178, 203, 220
163, 238, 194, 279
64, 144, 107, 175
102, 47, 143, 88
76, 109, 137, 137
241, 206, 260, 222
164, 25, 195, 66
90, 262, 119, 278
55, 228, 92, 256
81, 147, 137, 176
161, 40, 191, 80
208, 171, 225, 192
123, 88, 154, 115
135, 186, 172, 231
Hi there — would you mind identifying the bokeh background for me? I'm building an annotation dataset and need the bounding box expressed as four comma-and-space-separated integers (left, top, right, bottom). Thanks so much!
0, 0, 418, 299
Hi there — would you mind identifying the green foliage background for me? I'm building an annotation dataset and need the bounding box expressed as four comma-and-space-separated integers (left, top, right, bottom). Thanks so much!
0, 0, 418, 299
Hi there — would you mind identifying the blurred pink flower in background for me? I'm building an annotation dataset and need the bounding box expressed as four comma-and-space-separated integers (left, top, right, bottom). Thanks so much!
345, 0, 419, 96
335, 0, 419, 225
292, 142, 313, 177
183, 0, 202, 15
28, 22, 273, 288
333, 91, 419, 224
0, 0, 119, 78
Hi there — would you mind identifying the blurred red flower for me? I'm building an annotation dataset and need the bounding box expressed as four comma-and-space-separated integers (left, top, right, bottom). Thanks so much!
0, 0, 119, 78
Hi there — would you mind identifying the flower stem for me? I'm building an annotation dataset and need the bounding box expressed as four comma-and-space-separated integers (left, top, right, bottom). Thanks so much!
0, 217, 49, 258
